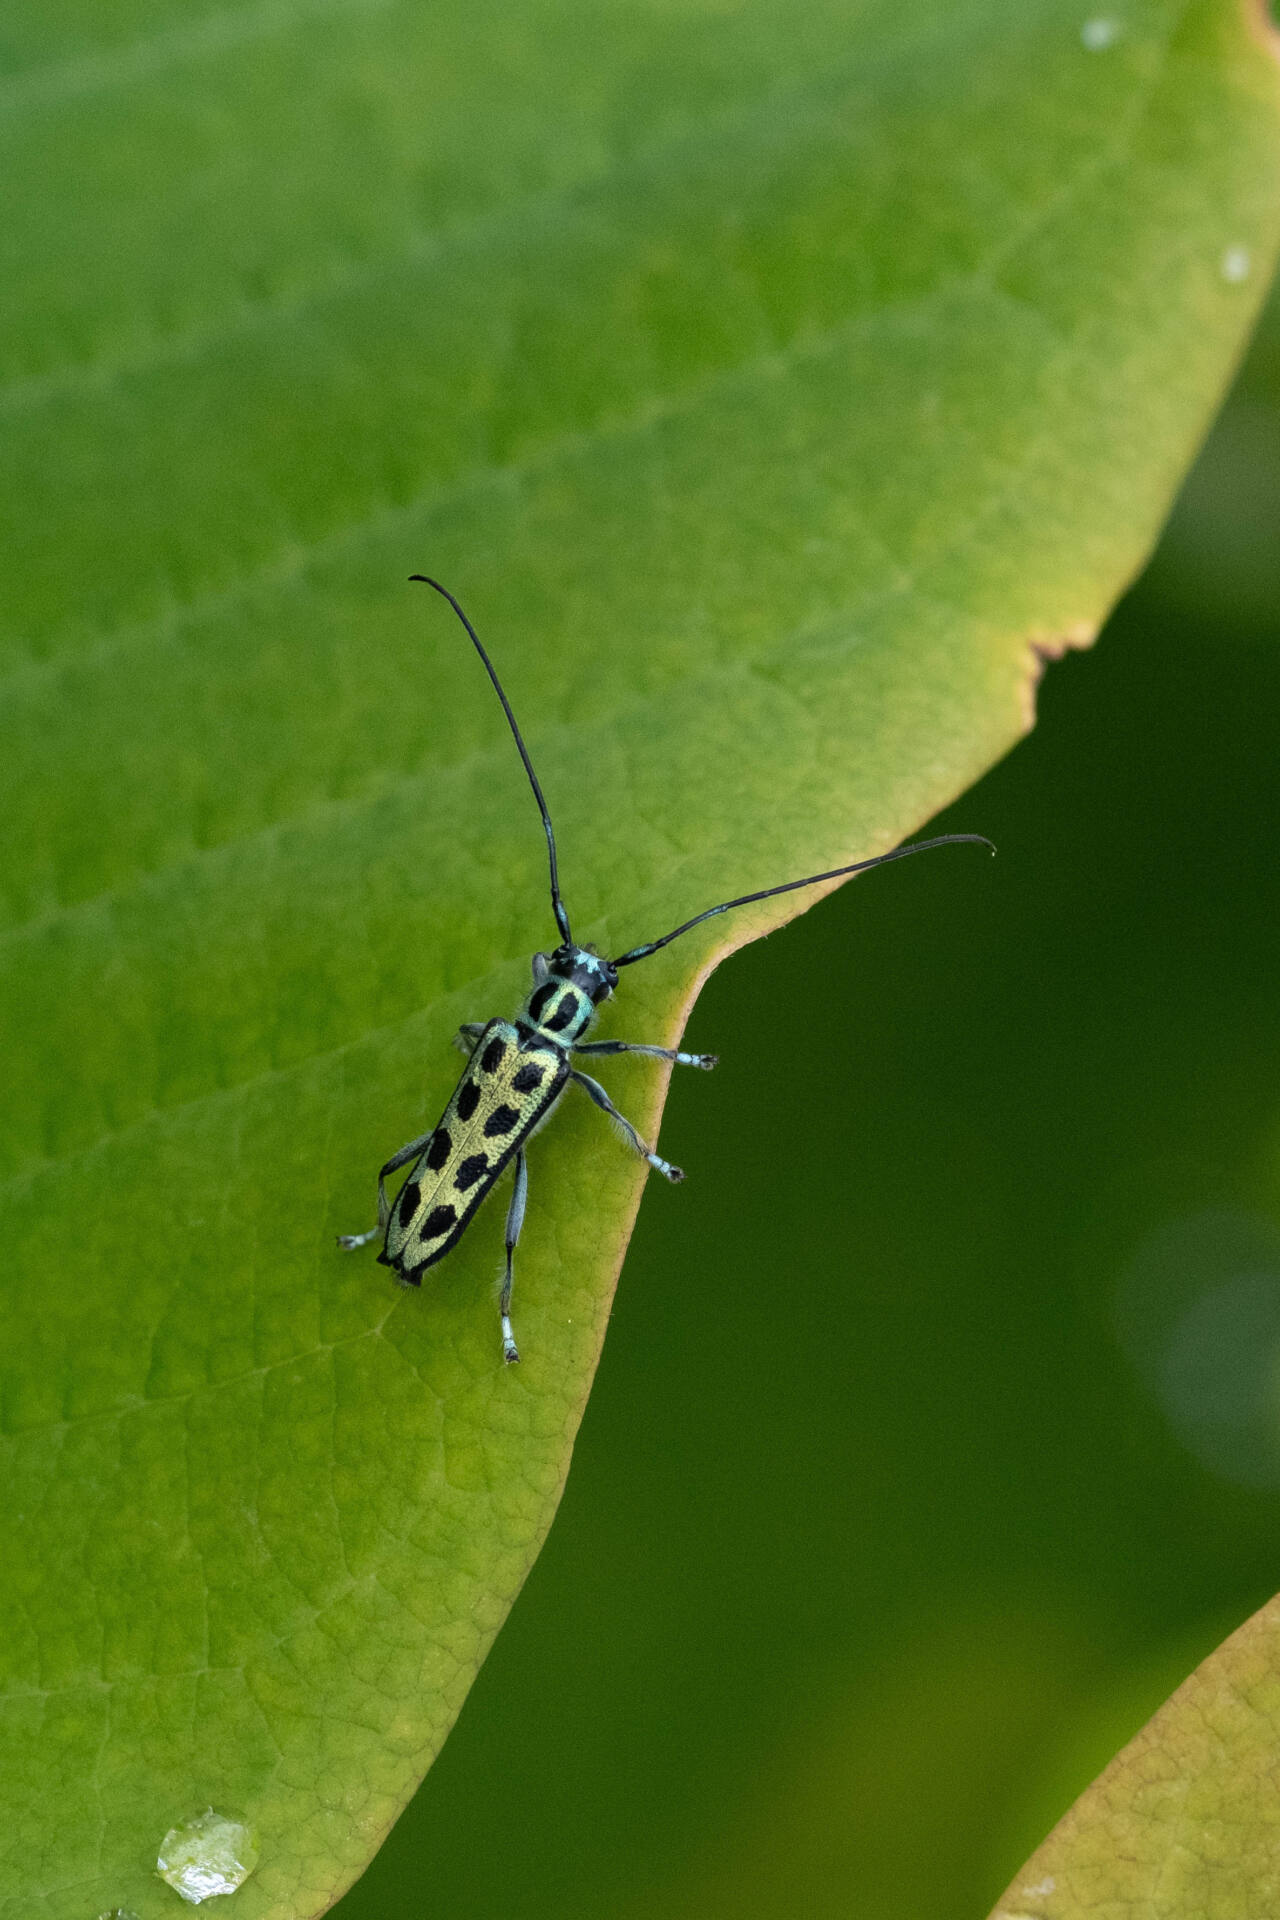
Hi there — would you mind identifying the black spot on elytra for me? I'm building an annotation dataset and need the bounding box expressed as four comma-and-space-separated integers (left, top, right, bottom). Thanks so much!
422, 1204, 458, 1239
528, 981, 556, 1022
480, 1036, 506, 1074
457, 1081, 480, 1122
454, 1153, 489, 1191
484, 1104, 520, 1139
512, 1062, 543, 1094
544, 993, 579, 1033
397, 1180, 421, 1225
426, 1129, 451, 1170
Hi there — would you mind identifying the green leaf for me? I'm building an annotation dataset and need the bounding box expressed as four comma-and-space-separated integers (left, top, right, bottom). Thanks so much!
988, 1594, 1280, 1919
2, 1, 1277, 1913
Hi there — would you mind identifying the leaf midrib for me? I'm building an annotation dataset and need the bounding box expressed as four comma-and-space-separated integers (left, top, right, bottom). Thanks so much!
0, 0, 398, 116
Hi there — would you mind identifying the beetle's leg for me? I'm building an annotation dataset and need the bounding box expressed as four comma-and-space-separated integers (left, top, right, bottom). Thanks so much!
498, 1150, 528, 1365
453, 1022, 486, 1056
570, 1070, 684, 1182
337, 1128, 435, 1249
531, 952, 551, 987
573, 1040, 717, 1069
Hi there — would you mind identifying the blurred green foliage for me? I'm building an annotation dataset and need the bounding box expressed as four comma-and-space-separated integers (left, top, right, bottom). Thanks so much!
334, 286, 1280, 1918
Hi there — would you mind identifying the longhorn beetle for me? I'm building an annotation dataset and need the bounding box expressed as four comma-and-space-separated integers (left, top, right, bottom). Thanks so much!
339, 576, 994, 1363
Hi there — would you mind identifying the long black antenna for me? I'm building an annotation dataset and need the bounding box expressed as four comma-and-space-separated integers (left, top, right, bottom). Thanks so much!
611, 834, 995, 967
411, 575, 573, 946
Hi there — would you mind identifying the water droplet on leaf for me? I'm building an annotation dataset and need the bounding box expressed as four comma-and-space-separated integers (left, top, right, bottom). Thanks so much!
155, 1808, 259, 1905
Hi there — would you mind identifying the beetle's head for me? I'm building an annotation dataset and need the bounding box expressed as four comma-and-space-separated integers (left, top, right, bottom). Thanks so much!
547, 943, 618, 1004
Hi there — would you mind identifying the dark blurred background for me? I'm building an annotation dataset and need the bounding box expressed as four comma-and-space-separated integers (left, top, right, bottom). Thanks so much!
334, 281, 1280, 1920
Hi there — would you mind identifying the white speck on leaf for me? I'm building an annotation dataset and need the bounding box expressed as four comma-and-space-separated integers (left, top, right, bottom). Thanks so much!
1081, 16, 1122, 48
155, 1808, 260, 1904
1221, 245, 1251, 284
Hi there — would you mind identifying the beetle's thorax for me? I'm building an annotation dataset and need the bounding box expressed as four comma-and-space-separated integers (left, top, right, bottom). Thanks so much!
518, 943, 617, 1046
